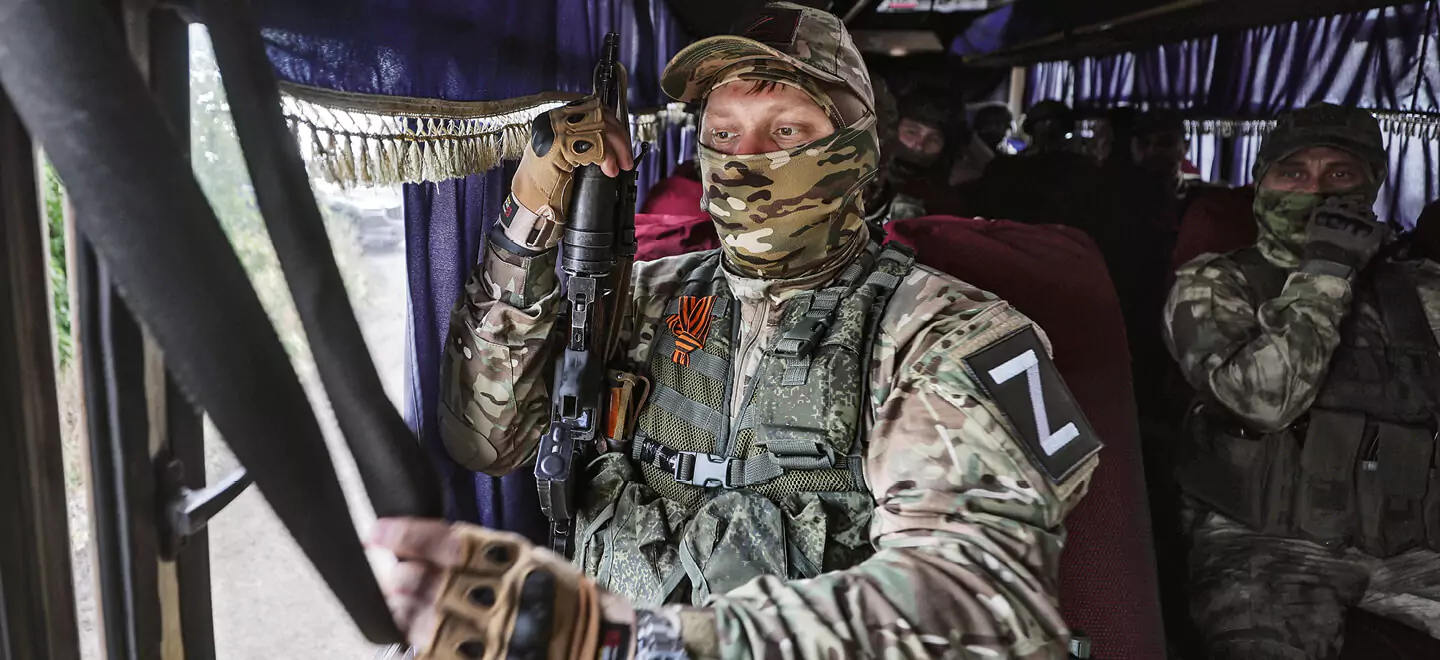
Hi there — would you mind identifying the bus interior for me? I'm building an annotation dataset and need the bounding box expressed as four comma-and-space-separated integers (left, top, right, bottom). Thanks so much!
2, 1, 1438, 659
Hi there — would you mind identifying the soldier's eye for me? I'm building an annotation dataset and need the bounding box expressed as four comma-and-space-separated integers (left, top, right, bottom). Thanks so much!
777, 127, 796, 138
711, 129, 735, 142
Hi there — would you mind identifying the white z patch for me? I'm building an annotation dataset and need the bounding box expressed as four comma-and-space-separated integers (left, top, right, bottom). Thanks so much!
986, 349, 1080, 456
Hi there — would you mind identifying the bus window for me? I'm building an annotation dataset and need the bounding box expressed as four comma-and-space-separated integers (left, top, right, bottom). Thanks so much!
188, 23, 405, 659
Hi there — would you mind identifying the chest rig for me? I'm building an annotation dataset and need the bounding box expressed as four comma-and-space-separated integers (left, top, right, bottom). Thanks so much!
570, 243, 915, 606
1182, 247, 1440, 557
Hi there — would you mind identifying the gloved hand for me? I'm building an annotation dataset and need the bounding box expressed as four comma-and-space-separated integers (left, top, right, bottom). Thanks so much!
1300, 195, 1388, 277
504, 97, 635, 252
372, 518, 631, 660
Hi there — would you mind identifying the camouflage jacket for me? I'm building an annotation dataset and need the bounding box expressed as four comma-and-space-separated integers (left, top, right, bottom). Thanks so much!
1165, 250, 1440, 432
441, 236, 1097, 659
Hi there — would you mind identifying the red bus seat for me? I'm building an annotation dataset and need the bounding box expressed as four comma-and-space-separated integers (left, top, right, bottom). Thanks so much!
887, 215, 1167, 660
1171, 186, 1257, 272
635, 213, 717, 262
640, 168, 704, 217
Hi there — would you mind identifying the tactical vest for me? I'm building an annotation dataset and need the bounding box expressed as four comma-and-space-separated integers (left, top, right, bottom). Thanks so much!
1179, 247, 1440, 557
571, 243, 915, 607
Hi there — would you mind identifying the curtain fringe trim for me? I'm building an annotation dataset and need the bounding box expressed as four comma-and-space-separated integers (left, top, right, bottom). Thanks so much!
278, 82, 696, 187
1181, 113, 1440, 140
1077, 110, 1440, 141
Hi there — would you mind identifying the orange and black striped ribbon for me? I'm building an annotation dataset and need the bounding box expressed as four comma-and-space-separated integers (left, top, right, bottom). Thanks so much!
665, 295, 716, 366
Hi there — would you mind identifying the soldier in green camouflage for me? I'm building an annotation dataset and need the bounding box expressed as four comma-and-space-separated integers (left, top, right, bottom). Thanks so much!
371, 4, 1101, 659
1166, 104, 1440, 659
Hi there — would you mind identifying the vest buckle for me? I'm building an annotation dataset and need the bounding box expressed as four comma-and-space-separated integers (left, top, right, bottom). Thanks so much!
675, 451, 736, 489
774, 316, 829, 358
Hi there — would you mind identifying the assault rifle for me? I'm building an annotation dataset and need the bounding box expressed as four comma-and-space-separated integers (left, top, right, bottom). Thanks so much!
534, 32, 642, 558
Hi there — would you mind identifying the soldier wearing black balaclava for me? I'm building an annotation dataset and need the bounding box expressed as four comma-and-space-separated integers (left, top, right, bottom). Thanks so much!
889, 90, 954, 186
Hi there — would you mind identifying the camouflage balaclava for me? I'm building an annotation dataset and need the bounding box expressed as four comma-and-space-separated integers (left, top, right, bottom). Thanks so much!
1252, 104, 1388, 266
660, 2, 879, 279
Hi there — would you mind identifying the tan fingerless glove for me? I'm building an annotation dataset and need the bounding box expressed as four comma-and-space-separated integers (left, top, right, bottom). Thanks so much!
419, 527, 602, 660
501, 97, 607, 252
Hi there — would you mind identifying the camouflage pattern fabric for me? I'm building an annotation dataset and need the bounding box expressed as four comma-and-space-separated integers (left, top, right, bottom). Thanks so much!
439, 237, 1098, 658
708, 60, 844, 129
1165, 247, 1355, 432
660, 2, 874, 115
1190, 511, 1440, 660
1253, 188, 1377, 268
697, 120, 878, 279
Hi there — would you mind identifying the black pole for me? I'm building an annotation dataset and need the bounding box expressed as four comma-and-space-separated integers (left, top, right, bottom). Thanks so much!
147, 8, 219, 659
197, 0, 442, 520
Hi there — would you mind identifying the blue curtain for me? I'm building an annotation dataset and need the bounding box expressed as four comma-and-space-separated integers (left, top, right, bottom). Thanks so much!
1026, 1, 1440, 226
1072, 53, 1136, 111
1223, 5, 1438, 116
1229, 133, 1264, 187
1186, 132, 1222, 183
1026, 2, 1439, 116
403, 166, 514, 524
1026, 60, 1074, 108
261, 0, 691, 535
1135, 39, 1219, 110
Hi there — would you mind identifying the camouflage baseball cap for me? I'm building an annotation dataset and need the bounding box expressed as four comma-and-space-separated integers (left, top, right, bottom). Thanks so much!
661, 2, 874, 113
1253, 103, 1387, 183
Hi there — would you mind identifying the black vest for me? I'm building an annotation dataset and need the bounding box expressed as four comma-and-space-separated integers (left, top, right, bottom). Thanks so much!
1179, 248, 1440, 557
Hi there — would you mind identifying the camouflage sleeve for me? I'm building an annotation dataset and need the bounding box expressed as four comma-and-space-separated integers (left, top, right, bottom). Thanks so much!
655, 302, 1095, 660
438, 240, 562, 475
1163, 253, 1354, 431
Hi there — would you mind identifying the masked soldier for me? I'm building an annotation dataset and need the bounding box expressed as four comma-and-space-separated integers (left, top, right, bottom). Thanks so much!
871, 88, 961, 222
375, 4, 1100, 659
1167, 104, 1440, 659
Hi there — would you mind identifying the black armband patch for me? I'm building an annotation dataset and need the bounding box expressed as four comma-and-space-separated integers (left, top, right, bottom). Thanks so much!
962, 327, 1102, 484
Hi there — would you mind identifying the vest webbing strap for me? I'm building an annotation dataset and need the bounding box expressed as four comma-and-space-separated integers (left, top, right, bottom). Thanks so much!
631, 434, 852, 488
650, 384, 725, 433
656, 333, 728, 383
775, 249, 876, 385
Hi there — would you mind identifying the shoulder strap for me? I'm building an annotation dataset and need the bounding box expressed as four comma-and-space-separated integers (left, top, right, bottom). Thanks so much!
772, 244, 881, 387
1231, 247, 1288, 305
851, 242, 918, 479
1370, 262, 1440, 410
1370, 261, 1438, 354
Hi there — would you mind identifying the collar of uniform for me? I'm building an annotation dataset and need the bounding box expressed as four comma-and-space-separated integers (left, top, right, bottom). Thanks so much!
720, 223, 871, 303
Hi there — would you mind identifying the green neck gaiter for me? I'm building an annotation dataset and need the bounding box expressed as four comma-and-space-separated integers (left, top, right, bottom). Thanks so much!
1253, 186, 1376, 267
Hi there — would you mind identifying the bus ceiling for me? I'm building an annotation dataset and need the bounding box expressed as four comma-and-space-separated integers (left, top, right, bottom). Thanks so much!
962, 0, 1425, 67
667, 0, 1425, 67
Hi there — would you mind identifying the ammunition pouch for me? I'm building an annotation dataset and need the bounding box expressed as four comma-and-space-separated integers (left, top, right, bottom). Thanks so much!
1179, 403, 1440, 556
1176, 402, 1299, 535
